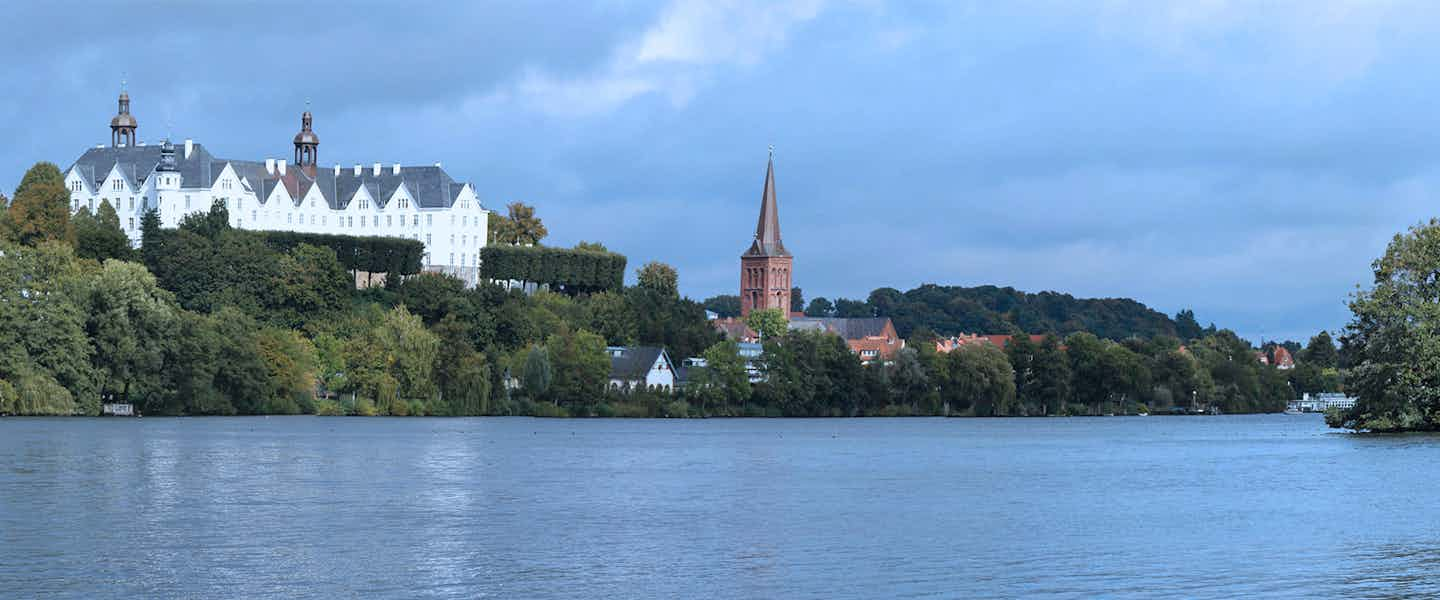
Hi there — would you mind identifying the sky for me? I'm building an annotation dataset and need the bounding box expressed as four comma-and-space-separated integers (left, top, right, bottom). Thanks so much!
4, 0, 1440, 344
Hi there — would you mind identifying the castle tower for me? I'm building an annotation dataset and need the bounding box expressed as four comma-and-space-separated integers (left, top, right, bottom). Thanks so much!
293, 107, 319, 170
740, 147, 793, 318
110, 83, 138, 147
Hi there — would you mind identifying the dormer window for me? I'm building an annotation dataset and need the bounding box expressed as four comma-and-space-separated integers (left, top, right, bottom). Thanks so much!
398, 198, 410, 209
70, 180, 81, 192
359, 198, 369, 210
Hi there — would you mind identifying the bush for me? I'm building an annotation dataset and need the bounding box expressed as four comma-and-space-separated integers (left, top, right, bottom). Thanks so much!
531, 402, 570, 418
354, 398, 379, 416
408, 400, 428, 416
314, 400, 345, 416
663, 400, 691, 418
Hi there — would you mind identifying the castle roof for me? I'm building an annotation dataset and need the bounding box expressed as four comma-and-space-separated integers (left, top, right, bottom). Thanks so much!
67, 144, 471, 211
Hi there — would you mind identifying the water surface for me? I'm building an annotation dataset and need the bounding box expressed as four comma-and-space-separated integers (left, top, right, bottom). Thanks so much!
1, 415, 1433, 598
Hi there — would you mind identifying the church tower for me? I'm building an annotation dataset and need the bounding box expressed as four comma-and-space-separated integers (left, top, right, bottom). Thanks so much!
110, 83, 138, 147
740, 148, 793, 318
293, 108, 319, 170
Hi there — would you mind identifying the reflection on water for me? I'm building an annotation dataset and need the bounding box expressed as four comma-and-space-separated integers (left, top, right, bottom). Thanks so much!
1, 415, 1439, 599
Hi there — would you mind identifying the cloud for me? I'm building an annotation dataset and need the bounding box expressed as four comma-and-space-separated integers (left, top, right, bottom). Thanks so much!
461, 0, 829, 118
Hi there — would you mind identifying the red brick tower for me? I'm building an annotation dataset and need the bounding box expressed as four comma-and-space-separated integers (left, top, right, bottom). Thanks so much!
740, 148, 793, 318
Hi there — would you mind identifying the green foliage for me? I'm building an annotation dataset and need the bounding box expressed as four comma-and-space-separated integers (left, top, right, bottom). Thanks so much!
6, 162, 74, 246
74, 201, 133, 262
637, 261, 679, 298
521, 345, 554, 401
867, 283, 1179, 341
790, 287, 804, 313
490, 202, 547, 245
545, 328, 608, 411
258, 229, 423, 276
691, 340, 751, 414
745, 308, 788, 341
1333, 219, 1440, 431
702, 294, 741, 319
941, 343, 1016, 416
804, 297, 834, 317
480, 244, 626, 293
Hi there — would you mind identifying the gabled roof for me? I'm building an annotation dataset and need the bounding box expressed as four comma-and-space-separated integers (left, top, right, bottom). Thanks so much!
68, 141, 476, 212
607, 346, 671, 380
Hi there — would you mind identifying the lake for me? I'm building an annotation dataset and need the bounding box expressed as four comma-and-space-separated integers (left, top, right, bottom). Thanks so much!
0, 414, 1434, 599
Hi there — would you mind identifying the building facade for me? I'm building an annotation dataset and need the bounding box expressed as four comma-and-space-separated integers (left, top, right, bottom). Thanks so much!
65, 90, 492, 285
739, 150, 793, 318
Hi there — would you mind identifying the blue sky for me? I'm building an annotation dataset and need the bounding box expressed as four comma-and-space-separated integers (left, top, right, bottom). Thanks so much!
4, 1, 1438, 343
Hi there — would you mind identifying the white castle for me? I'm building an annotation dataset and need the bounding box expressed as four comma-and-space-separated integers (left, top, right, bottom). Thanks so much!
64, 88, 492, 285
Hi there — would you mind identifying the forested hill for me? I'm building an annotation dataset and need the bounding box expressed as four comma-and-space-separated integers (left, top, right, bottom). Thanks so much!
864, 284, 1180, 340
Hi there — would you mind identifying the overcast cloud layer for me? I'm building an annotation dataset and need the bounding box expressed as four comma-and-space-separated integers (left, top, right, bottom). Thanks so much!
5, 0, 1438, 343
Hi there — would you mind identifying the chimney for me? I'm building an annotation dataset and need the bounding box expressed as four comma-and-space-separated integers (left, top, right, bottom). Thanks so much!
278, 159, 287, 176
392, 163, 401, 176
353, 164, 362, 177
372, 163, 381, 177
265, 159, 275, 175
334, 164, 341, 176
184, 139, 193, 159
434, 162, 442, 169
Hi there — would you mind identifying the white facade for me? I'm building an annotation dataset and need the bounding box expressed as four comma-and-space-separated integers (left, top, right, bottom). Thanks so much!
66, 94, 492, 285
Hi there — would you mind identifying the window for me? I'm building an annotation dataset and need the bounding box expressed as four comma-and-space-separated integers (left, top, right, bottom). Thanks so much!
348, 217, 354, 228
70, 180, 81, 192
463, 216, 468, 227
461, 235, 467, 246
287, 214, 293, 224
361, 216, 367, 228
185, 195, 191, 209
386, 215, 392, 227
426, 214, 432, 226
412, 215, 419, 227
360, 198, 369, 209
310, 215, 316, 225
449, 253, 454, 265
425, 234, 431, 245
128, 217, 134, 231
322, 216, 327, 226
449, 234, 454, 245
128, 197, 134, 211
89, 199, 95, 212
251, 210, 257, 222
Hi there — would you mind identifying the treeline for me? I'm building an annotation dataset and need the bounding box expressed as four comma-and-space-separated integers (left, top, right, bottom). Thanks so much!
679, 327, 1312, 417
709, 284, 1190, 340
0, 162, 721, 416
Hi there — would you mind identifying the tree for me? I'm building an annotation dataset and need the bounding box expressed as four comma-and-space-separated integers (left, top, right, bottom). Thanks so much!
491, 202, 547, 245
1174, 309, 1204, 341
746, 308, 788, 341
394, 272, 469, 325
833, 298, 872, 318
805, 297, 834, 317
272, 243, 350, 328
693, 340, 751, 414
702, 294, 741, 319
587, 290, 637, 345
1031, 335, 1071, 415
1302, 331, 1339, 369
433, 315, 491, 415
941, 343, 1016, 416
6, 162, 73, 246
790, 287, 804, 314
521, 345, 554, 402
1331, 219, 1440, 431
74, 200, 132, 262
546, 328, 608, 411
84, 260, 179, 406
574, 241, 608, 253
888, 347, 931, 413
1006, 334, 1039, 412
254, 328, 317, 414
637, 261, 679, 298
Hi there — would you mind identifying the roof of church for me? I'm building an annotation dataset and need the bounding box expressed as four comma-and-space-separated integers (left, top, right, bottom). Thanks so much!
68, 144, 470, 211
788, 317, 894, 340
744, 154, 788, 257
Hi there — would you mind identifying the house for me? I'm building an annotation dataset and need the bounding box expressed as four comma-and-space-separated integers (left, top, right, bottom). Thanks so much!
935, 334, 1050, 353
788, 317, 904, 363
1270, 346, 1295, 370
607, 346, 676, 393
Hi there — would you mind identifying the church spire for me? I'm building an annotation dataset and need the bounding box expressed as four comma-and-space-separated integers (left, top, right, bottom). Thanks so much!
745, 146, 788, 257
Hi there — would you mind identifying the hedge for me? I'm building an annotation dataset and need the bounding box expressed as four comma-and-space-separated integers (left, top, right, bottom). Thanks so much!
481, 245, 626, 293
259, 231, 424, 276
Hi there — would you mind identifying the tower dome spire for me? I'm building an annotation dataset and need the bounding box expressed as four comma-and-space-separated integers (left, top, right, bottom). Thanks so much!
293, 101, 319, 168
110, 81, 138, 147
